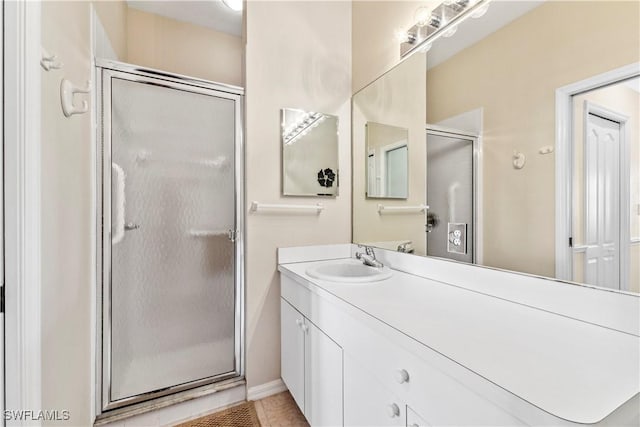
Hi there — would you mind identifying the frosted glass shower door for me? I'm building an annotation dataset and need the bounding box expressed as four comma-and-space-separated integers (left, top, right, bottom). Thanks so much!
101, 68, 242, 410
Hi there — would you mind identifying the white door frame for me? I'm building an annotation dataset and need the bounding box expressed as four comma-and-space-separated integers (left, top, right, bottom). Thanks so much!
0, 0, 4, 421
3, 1, 42, 425
555, 62, 639, 285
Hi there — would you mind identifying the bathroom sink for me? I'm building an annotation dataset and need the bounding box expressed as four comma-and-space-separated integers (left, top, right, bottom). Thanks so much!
305, 259, 392, 283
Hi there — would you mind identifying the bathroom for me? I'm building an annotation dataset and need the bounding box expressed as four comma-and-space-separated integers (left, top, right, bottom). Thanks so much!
1, 0, 638, 426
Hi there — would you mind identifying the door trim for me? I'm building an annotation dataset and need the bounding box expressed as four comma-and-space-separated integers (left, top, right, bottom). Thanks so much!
555, 62, 639, 284
425, 125, 482, 264
95, 62, 245, 415
3, 2, 43, 425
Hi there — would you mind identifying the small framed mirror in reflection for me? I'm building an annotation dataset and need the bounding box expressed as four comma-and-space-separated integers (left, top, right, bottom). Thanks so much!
281, 108, 339, 197
365, 122, 409, 199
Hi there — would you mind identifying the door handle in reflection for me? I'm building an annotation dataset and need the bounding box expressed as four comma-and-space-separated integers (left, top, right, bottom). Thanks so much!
426, 211, 440, 233
124, 223, 140, 231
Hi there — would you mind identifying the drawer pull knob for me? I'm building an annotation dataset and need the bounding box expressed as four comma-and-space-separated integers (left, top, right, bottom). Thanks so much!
386, 403, 400, 418
394, 369, 410, 384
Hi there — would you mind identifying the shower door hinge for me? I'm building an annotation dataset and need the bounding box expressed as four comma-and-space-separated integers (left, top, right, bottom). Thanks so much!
569, 237, 573, 248
227, 229, 238, 243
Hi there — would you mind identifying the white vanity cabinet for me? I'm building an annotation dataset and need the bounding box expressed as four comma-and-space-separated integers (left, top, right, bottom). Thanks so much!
279, 252, 640, 427
280, 298, 343, 427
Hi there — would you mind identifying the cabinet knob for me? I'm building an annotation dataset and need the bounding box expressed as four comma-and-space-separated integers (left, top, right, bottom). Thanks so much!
386, 403, 400, 418
394, 369, 410, 384
301, 324, 309, 333
295, 319, 303, 327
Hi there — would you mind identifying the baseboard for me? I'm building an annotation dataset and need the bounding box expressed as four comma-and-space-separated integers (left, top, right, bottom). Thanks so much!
247, 379, 287, 401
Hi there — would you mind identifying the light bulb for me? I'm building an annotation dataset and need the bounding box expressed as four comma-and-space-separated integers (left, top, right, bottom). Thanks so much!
394, 29, 410, 43
442, 24, 458, 38
414, 6, 431, 27
471, 3, 490, 18
221, 0, 243, 12
420, 43, 433, 53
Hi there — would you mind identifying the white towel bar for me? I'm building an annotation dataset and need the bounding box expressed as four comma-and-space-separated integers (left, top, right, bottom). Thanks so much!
250, 201, 324, 213
377, 204, 429, 213
188, 229, 228, 237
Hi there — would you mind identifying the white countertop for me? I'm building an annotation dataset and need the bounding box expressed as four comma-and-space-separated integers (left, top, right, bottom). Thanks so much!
279, 258, 640, 424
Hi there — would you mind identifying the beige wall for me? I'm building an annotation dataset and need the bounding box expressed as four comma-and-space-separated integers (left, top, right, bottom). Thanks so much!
245, 1, 352, 388
352, 1, 435, 93
93, 0, 128, 60
572, 84, 640, 293
126, 8, 243, 86
353, 52, 427, 255
41, 2, 93, 425
426, 1, 640, 278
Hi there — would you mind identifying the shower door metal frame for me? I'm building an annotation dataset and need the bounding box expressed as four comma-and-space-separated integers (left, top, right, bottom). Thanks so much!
95, 59, 245, 415
425, 124, 481, 264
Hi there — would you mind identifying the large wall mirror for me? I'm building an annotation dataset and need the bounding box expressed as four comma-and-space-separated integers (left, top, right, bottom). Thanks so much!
353, 0, 640, 293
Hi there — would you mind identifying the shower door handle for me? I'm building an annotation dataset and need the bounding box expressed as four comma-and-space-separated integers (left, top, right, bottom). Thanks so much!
112, 163, 126, 244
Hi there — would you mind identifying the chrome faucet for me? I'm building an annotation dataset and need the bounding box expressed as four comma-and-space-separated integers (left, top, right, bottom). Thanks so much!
356, 245, 384, 268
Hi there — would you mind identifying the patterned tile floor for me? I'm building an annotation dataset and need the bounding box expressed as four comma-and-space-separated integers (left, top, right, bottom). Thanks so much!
254, 391, 309, 427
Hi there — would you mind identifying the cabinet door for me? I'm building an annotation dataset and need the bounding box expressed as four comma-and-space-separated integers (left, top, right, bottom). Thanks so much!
281, 298, 305, 412
344, 354, 405, 427
407, 406, 431, 427
304, 320, 343, 427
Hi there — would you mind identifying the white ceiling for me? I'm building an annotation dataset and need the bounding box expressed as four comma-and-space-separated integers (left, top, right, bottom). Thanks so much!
127, 1, 242, 37
427, 1, 545, 70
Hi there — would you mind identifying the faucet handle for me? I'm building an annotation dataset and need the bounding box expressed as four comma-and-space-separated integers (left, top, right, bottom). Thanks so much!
357, 244, 376, 257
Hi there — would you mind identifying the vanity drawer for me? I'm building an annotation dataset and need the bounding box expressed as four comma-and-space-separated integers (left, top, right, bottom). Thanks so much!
281, 275, 313, 316
406, 406, 430, 427
344, 353, 405, 427
346, 320, 526, 426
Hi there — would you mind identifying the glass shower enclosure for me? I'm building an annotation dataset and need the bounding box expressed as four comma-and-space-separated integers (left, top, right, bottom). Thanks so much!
96, 60, 244, 413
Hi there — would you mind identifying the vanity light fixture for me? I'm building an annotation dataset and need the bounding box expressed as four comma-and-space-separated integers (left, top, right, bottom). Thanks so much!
221, 0, 243, 12
394, 29, 416, 44
400, 0, 491, 57
414, 6, 441, 29
283, 113, 327, 146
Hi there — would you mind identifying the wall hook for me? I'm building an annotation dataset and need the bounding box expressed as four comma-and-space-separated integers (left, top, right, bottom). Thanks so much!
60, 79, 91, 117
539, 145, 554, 155
40, 48, 63, 71
512, 150, 526, 169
